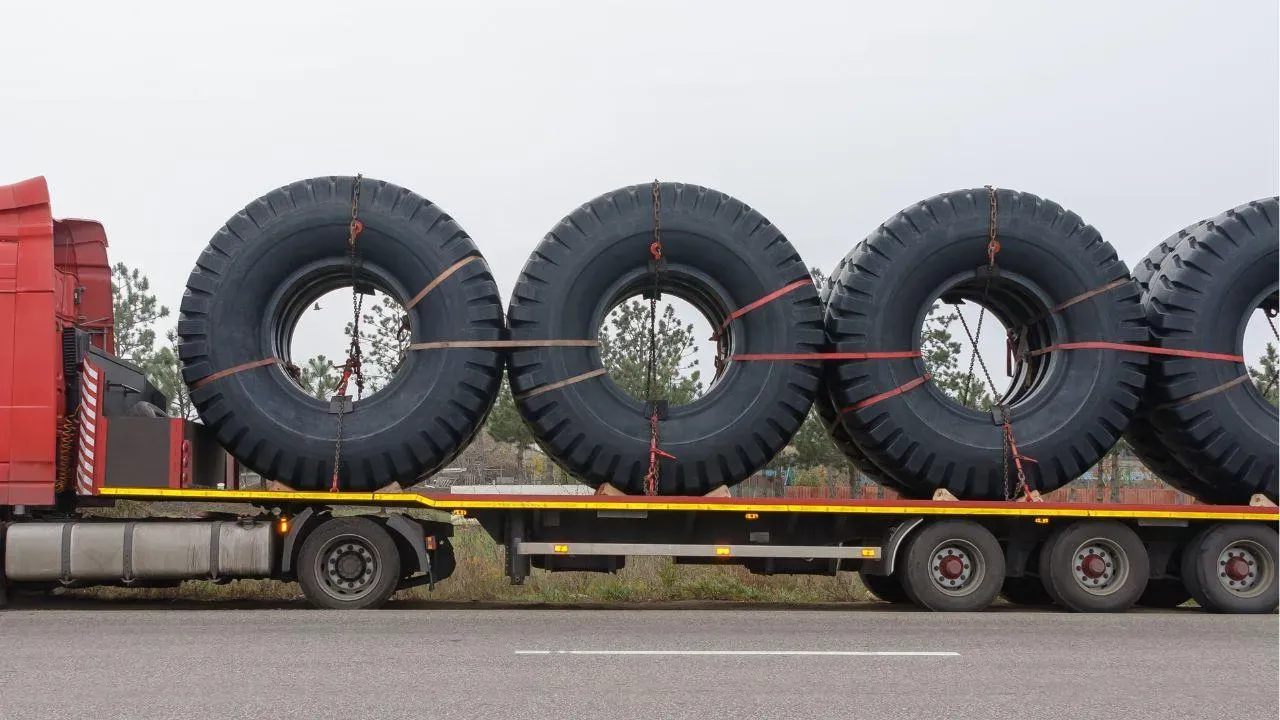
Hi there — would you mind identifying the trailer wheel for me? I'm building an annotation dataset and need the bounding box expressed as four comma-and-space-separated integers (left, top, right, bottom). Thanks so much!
898, 520, 1005, 611
859, 572, 910, 604
1000, 576, 1054, 606
298, 517, 401, 609
1180, 523, 1278, 614
1136, 579, 1191, 609
1039, 521, 1149, 613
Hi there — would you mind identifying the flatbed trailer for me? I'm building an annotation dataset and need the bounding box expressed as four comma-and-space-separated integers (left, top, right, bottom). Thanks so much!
4, 485, 1274, 613
1, 176, 1275, 614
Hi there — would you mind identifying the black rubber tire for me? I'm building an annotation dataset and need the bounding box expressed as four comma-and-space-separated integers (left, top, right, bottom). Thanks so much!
859, 572, 910, 604
1039, 520, 1149, 613
815, 254, 896, 488
507, 182, 824, 494
1144, 199, 1279, 504
298, 516, 401, 609
179, 177, 504, 492
1136, 578, 1191, 609
1180, 523, 1278, 614
1123, 221, 1216, 498
1000, 576, 1055, 606
898, 519, 1005, 611
824, 188, 1148, 499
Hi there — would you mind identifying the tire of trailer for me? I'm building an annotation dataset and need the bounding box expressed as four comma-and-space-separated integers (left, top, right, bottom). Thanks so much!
506, 182, 824, 494
824, 188, 1148, 499
179, 177, 504, 492
1143, 199, 1279, 504
898, 519, 1005, 611
1180, 523, 1278, 614
1123, 221, 1217, 499
1000, 576, 1055, 606
1136, 578, 1191, 609
298, 516, 401, 609
815, 254, 895, 488
859, 571, 911, 604
1039, 521, 1149, 613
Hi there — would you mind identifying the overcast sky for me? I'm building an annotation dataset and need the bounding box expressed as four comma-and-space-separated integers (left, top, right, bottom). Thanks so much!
4, 1, 1277, 376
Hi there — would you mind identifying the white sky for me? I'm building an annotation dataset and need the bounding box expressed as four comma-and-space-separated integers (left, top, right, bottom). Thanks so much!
4, 1, 1277, 376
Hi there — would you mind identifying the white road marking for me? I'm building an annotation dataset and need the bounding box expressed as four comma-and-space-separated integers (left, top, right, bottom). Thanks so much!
515, 650, 959, 657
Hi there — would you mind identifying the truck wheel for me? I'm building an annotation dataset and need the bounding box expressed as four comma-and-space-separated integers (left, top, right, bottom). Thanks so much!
507, 182, 824, 494
1000, 576, 1054, 606
825, 188, 1147, 498
1039, 521, 1149, 613
898, 520, 1005, 611
298, 517, 401, 609
859, 572, 910, 604
1180, 523, 1278, 614
1137, 578, 1191, 609
180, 176, 504, 491
1144, 198, 1278, 503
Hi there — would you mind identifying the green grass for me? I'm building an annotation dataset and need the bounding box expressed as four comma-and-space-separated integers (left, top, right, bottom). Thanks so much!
59, 525, 874, 605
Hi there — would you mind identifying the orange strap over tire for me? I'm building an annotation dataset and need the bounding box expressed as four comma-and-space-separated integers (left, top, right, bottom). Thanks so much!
404, 255, 483, 311
710, 277, 814, 340
189, 358, 283, 390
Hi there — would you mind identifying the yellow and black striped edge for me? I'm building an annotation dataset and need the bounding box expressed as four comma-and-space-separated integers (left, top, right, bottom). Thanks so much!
97, 487, 1277, 522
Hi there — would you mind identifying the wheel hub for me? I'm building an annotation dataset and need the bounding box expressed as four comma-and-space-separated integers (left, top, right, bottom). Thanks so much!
930, 544, 975, 592
334, 551, 367, 581
1080, 553, 1108, 579
1218, 546, 1260, 594
1071, 541, 1123, 595
939, 555, 966, 579
320, 540, 379, 598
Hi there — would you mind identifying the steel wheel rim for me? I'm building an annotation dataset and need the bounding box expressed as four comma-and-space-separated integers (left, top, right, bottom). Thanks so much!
314, 534, 383, 602
1070, 537, 1128, 596
1217, 540, 1273, 598
928, 539, 984, 597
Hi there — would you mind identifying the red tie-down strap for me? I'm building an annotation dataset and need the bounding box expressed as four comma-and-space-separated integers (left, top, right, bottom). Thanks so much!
710, 278, 814, 374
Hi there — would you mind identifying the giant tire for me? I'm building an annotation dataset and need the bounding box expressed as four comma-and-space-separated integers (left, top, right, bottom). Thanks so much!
1123, 221, 1215, 498
815, 253, 894, 488
507, 182, 824, 494
1144, 199, 1279, 504
824, 188, 1148, 498
180, 177, 504, 491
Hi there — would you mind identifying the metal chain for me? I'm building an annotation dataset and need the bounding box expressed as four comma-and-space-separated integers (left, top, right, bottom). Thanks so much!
954, 187, 1025, 498
956, 188, 1002, 408
643, 180, 664, 496
331, 174, 364, 491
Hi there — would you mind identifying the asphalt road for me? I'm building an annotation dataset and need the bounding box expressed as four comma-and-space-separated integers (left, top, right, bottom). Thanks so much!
1, 605, 1275, 720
